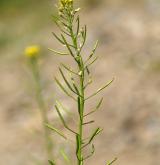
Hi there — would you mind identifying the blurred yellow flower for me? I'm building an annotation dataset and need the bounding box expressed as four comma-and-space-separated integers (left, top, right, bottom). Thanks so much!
61, 0, 73, 4
25, 45, 40, 58
60, 0, 73, 7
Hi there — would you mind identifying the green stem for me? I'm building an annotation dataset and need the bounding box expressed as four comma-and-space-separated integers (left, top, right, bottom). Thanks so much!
77, 58, 85, 165
30, 60, 53, 160
67, 11, 85, 165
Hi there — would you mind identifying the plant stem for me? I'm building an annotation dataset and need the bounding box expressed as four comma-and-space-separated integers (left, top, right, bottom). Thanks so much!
78, 66, 85, 165
68, 15, 85, 164
70, 19, 85, 164
31, 60, 53, 160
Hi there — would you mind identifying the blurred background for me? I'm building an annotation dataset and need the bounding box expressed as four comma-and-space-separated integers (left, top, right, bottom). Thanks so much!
1, 0, 160, 164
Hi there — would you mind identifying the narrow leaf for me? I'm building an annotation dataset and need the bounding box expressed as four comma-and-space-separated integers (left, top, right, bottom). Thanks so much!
79, 25, 87, 52
89, 127, 103, 144
83, 25, 87, 43
48, 48, 69, 55
45, 123, 67, 140
90, 40, 99, 58
70, 76, 81, 97
52, 32, 65, 45
60, 149, 72, 165
83, 120, 95, 125
55, 105, 77, 134
85, 78, 114, 100
96, 97, 103, 109
55, 105, 66, 126
61, 34, 74, 57
107, 158, 117, 165
82, 128, 103, 149
72, 83, 80, 96
76, 16, 80, 36
84, 98, 103, 117
61, 21, 70, 30
83, 144, 95, 160
61, 63, 78, 75
56, 100, 70, 115
55, 77, 76, 101
59, 68, 78, 95
51, 15, 71, 36
85, 40, 99, 64
86, 56, 98, 68
84, 78, 92, 89
77, 97, 81, 117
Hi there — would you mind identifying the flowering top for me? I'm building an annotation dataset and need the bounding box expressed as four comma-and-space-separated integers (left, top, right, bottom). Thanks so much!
60, 0, 73, 6
25, 45, 40, 58
58, 0, 73, 13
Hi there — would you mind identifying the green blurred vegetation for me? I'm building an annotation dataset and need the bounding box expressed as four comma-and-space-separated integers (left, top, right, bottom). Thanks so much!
0, 0, 54, 52
0, 0, 42, 14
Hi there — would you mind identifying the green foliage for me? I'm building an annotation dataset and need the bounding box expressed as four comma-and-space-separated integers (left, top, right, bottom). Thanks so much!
0, 0, 39, 10
47, 0, 116, 164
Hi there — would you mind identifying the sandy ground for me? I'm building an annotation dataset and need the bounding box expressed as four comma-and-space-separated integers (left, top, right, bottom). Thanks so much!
1, 0, 160, 164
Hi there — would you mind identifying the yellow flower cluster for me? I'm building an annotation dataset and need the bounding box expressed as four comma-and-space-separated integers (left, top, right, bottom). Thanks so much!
59, 0, 73, 10
61, 0, 73, 4
25, 45, 40, 58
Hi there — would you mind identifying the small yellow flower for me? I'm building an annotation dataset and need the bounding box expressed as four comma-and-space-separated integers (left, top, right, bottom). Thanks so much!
59, 0, 73, 8
25, 45, 40, 58
61, 0, 73, 4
